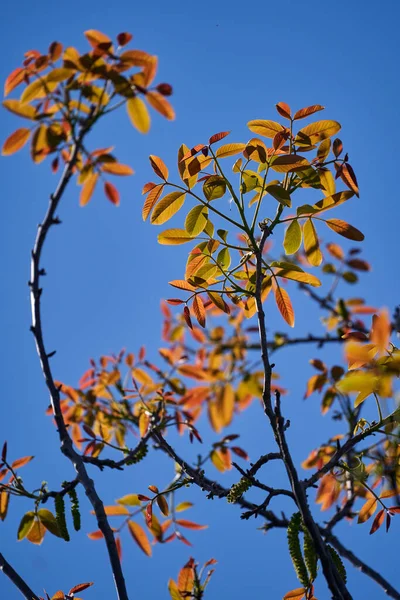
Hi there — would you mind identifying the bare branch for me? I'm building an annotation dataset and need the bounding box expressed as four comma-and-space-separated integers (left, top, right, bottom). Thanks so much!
29, 118, 129, 600
0, 552, 39, 600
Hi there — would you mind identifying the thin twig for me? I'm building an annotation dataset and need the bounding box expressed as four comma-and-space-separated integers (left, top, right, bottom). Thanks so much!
0, 552, 39, 600
29, 117, 129, 600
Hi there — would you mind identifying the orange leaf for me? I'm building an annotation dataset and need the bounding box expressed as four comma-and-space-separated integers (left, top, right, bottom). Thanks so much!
52, 591, 65, 599
104, 181, 120, 206
209, 131, 230, 145
4, 67, 25, 96
283, 589, 306, 600
11, 456, 34, 470
193, 295, 206, 328
68, 583, 94, 594
169, 280, 196, 292
175, 519, 207, 530
101, 162, 133, 176
275, 286, 295, 327
80, 173, 98, 206
183, 306, 193, 329
103, 505, 130, 516
84, 30, 112, 48
149, 155, 168, 180
142, 184, 164, 221
178, 558, 195, 592
293, 105, 324, 120
369, 509, 385, 534
128, 521, 152, 556
2, 128, 31, 156
156, 495, 169, 516
146, 91, 175, 120
371, 309, 391, 354
338, 162, 359, 197
358, 497, 377, 524
276, 102, 291, 119
87, 530, 104, 540
325, 219, 364, 241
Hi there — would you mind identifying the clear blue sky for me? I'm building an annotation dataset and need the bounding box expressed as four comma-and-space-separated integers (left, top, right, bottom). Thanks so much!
1, 1, 399, 598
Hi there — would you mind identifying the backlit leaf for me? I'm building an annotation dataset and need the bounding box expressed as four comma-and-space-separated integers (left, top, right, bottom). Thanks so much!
275, 286, 295, 327
80, 173, 98, 206
247, 119, 284, 138
104, 182, 120, 206
158, 229, 195, 245
151, 191, 185, 225
20, 79, 58, 104
283, 220, 302, 254
84, 29, 112, 48
156, 495, 169, 516
370, 509, 385, 535
4, 67, 25, 96
117, 494, 141, 506
276, 102, 291, 119
325, 219, 364, 241
283, 589, 306, 600
17, 511, 35, 540
266, 184, 291, 206
142, 184, 164, 221
38, 509, 61, 537
175, 519, 207, 530
185, 205, 209, 235
46, 68, 75, 83
69, 583, 94, 594
215, 143, 246, 158
358, 497, 377, 524
270, 155, 309, 173
127, 97, 150, 134
274, 269, 321, 288
295, 120, 341, 146
293, 105, 324, 120
168, 580, 183, 600
209, 131, 230, 145
26, 519, 46, 545
101, 162, 133, 176
193, 295, 206, 327
2, 100, 37, 120
303, 218, 323, 266
2, 128, 31, 155
203, 175, 226, 200
11, 455, 34, 469
338, 162, 359, 197
319, 168, 335, 195
313, 191, 353, 213
149, 155, 169, 180
128, 521, 152, 556
146, 91, 175, 120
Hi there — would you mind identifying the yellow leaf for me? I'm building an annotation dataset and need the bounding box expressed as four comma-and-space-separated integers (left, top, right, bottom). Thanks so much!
168, 580, 183, 600
358, 497, 377, 523
2, 128, 31, 155
117, 494, 141, 506
46, 68, 75, 83
303, 218, 323, 266
79, 173, 99, 206
150, 191, 185, 225
20, 79, 58, 104
101, 162, 134, 176
283, 220, 302, 255
149, 155, 169, 180
128, 520, 152, 556
146, 91, 175, 120
313, 191, 354, 213
215, 143, 246, 158
127, 97, 150, 134
84, 29, 112, 47
247, 119, 285, 138
158, 229, 195, 245
336, 372, 378, 395
217, 383, 235, 427
274, 269, 321, 288
270, 155, 309, 173
296, 120, 341, 146
185, 205, 208, 235
319, 168, 336, 196
275, 286, 295, 327
371, 309, 391, 354
2, 100, 36, 120
26, 519, 46, 545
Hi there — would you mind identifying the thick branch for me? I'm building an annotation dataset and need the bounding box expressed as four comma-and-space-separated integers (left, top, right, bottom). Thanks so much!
324, 531, 400, 600
0, 552, 39, 600
30, 122, 129, 600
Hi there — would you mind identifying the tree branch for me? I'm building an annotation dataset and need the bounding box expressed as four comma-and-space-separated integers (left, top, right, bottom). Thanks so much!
0, 552, 39, 600
29, 119, 129, 600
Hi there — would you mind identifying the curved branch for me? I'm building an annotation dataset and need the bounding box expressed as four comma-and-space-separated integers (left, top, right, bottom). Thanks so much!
324, 531, 400, 600
29, 121, 129, 600
0, 552, 39, 600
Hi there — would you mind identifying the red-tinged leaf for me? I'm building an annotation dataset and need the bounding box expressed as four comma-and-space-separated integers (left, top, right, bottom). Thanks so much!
117, 32, 133, 47
231, 446, 249, 460
169, 280, 196, 292
370, 509, 385, 534
275, 286, 295, 327
87, 530, 104, 540
325, 219, 364, 241
283, 589, 306, 600
49, 41, 63, 61
276, 102, 291, 119
176, 531, 192, 546
2, 128, 31, 156
333, 138, 343, 157
4, 67, 25, 96
142, 184, 164, 221
148, 485, 159, 494
166, 298, 185, 305
104, 181, 120, 206
84, 30, 112, 48
388, 507, 400, 515
208, 131, 230, 145
270, 154, 309, 173
339, 162, 359, 197
128, 520, 152, 556
146, 502, 153, 526
101, 162, 134, 176
180, 144, 207, 162
175, 519, 207, 530
82, 424, 96, 439
183, 306, 193, 329
178, 559, 195, 592
293, 105, 324, 120
11, 456, 34, 470
146, 91, 175, 120
149, 155, 168, 180
80, 173, 98, 206
137, 494, 151, 501
1, 442, 7, 463
68, 583, 94, 595
116, 535, 122, 561
127, 96, 150, 134
193, 295, 206, 328
142, 182, 157, 194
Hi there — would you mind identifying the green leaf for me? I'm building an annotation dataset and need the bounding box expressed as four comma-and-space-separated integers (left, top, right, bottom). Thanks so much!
283, 220, 302, 255
266, 184, 291, 207
203, 175, 226, 201
185, 205, 209, 235
217, 247, 231, 270
38, 509, 62, 537
17, 511, 35, 540
151, 192, 186, 225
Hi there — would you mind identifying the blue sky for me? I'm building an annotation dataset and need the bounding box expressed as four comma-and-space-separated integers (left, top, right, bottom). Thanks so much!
1, 1, 399, 598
